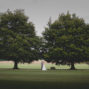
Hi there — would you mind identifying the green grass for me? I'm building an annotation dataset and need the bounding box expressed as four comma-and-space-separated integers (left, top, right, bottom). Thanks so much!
0, 69, 89, 89
0, 63, 89, 89
0, 62, 89, 69
0, 62, 89, 89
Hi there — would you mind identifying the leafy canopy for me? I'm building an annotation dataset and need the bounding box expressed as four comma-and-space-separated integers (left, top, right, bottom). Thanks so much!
43, 12, 89, 67
0, 9, 40, 63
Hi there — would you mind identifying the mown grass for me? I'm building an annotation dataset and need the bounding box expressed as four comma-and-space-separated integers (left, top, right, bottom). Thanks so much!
0, 69, 89, 89
0, 61, 89, 69
0, 62, 89, 89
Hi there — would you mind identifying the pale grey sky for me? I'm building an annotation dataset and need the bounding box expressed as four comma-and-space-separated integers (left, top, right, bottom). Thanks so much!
0, 0, 89, 36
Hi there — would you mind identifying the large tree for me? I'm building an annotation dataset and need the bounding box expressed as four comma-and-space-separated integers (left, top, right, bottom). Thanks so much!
43, 12, 89, 70
0, 9, 40, 69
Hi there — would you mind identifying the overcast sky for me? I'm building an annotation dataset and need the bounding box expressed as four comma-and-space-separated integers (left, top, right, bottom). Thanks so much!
0, 0, 89, 36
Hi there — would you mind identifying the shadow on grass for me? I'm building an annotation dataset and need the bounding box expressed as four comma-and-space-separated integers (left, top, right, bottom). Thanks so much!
0, 80, 89, 89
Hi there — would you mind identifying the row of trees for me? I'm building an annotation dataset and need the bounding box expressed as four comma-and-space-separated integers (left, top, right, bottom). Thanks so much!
0, 10, 89, 69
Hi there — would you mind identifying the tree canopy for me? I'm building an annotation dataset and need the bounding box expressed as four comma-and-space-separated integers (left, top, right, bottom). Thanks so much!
0, 9, 40, 69
43, 12, 89, 69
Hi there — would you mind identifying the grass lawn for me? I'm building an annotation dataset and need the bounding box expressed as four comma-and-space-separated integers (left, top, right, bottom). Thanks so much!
0, 69, 89, 89
0, 62, 89, 89
0, 61, 89, 69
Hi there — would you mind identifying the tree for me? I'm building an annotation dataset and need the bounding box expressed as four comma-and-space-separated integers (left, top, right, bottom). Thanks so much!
43, 12, 88, 70
0, 9, 40, 69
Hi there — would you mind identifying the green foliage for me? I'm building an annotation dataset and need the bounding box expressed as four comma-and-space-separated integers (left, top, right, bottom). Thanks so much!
0, 9, 41, 68
43, 12, 89, 69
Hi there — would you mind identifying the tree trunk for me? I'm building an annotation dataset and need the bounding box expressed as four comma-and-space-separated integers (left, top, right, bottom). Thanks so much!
13, 61, 18, 69
70, 61, 75, 70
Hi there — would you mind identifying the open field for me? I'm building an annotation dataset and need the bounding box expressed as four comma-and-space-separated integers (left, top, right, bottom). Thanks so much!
0, 61, 89, 69
0, 69, 89, 89
0, 61, 89, 89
